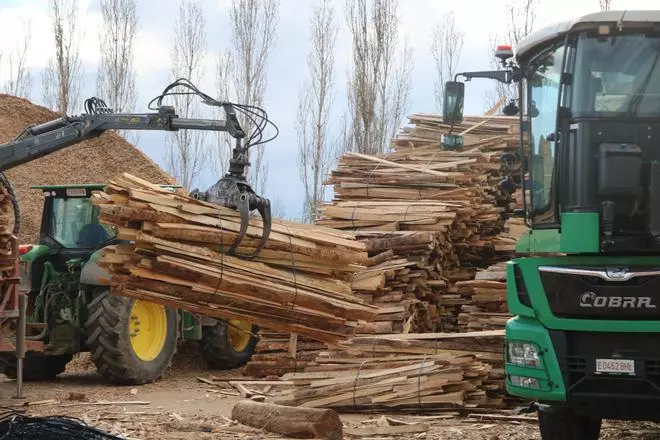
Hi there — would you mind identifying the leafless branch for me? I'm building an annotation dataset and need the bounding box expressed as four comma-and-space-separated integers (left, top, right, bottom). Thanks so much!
97, 0, 139, 142
4, 17, 32, 98
431, 11, 464, 110
212, 50, 234, 179
166, 0, 209, 190
296, 0, 337, 223
225, 0, 280, 195
344, 0, 412, 155
599, 0, 611, 11
483, 0, 538, 110
42, 0, 82, 114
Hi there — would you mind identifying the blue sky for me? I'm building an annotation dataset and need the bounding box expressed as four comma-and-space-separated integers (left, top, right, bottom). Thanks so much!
1, 0, 659, 219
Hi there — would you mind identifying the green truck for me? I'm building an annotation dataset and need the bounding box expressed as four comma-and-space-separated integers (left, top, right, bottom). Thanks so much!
443, 10, 660, 440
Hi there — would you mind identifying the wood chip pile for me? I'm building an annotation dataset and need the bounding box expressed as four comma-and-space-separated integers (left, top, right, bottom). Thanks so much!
91, 173, 380, 344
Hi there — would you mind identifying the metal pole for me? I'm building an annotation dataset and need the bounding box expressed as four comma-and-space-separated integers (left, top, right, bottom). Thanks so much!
14, 293, 26, 399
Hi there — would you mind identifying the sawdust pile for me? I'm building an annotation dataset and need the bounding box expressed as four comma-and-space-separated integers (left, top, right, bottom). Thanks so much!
0, 94, 174, 244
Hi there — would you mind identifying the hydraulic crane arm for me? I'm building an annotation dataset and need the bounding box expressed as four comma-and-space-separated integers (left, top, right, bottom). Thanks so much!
0, 78, 277, 259
0, 105, 245, 172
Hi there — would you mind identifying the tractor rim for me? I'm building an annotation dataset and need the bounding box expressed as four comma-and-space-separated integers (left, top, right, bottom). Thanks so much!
227, 319, 252, 352
129, 300, 168, 362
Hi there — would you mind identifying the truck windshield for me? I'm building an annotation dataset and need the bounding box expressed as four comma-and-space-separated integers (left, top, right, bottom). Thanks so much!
50, 197, 115, 249
571, 32, 660, 117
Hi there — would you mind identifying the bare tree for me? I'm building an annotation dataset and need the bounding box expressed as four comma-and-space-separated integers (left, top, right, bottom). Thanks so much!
211, 50, 234, 179
4, 17, 32, 98
599, 0, 611, 10
217, 0, 280, 196
483, 0, 538, 110
166, 0, 208, 190
42, 0, 82, 114
296, 0, 338, 223
344, 0, 413, 155
96, 0, 139, 118
431, 11, 464, 110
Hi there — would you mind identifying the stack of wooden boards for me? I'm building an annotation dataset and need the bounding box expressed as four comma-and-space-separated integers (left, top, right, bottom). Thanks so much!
455, 262, 510, 332
0, 185, 14, 257
315, 114, 524, 333
270, 331, 513, 411
91, 173, 381, 344
256, 114, 530, 408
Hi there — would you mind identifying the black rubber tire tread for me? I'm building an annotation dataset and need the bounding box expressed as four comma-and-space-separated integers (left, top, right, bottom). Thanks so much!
0, 353, 71, 381
538, 407, 601, 440
84, 290, 179, 385
200, 320, 259, 370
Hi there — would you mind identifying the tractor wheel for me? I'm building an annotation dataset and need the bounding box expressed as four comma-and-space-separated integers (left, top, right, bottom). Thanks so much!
200, 319, 259, 370
538, 407, 601, 440
84, 291, 178, 385
0, 353, 72, 381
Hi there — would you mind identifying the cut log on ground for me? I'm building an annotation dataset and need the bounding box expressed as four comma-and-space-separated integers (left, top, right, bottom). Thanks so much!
231, 400, 343, 440
91, 173, 379, 344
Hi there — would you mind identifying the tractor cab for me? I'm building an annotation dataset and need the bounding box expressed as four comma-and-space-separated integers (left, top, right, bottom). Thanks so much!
28, 185, 116, 267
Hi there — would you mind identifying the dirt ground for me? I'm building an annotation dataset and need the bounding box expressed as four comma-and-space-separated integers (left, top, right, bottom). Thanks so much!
0, 342, 659, 440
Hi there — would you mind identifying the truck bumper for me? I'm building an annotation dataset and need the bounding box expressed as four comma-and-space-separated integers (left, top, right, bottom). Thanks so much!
506, 316, 660, 421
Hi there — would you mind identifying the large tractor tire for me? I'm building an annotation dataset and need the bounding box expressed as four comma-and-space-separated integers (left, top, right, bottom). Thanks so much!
200, 319, 259, 370
538, 407, 601, 440
0, 353, 72, 381
84, 291, 178, 385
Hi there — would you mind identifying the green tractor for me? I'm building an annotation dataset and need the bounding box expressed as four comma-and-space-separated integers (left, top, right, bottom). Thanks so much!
3, 183, 259, 384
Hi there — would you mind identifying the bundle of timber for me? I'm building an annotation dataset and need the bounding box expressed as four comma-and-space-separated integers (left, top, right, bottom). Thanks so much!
316, 115, 524, 334
271, 330, 513, 411
0, 185, 15, 257
455, 262, 510, 332
244, 331, 326, 377
91, 173, 380, 344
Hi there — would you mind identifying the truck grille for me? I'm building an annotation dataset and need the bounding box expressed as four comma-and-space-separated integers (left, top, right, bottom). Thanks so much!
539, 265, 660, 320
550, 331, 660, 397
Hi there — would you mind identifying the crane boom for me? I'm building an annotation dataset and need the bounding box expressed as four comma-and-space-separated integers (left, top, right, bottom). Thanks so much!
0, 79, 274, 259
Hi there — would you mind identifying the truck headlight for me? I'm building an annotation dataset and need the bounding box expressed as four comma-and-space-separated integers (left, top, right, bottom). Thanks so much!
507, 341, 541, 368
509, 375, 540, 389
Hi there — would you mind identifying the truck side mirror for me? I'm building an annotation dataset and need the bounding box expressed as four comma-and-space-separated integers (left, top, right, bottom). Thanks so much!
443, 81, 464, 124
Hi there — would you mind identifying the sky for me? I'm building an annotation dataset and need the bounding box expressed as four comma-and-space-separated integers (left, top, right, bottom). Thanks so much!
0, 0, 659, 220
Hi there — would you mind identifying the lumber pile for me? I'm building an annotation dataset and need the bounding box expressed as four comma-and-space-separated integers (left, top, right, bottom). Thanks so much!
243, 331, 326, 377
91, 173, 381, 344
314, 114, 525, 334
455, 262, 510, 332
270, 331, 513, 411
0, 185, 15, 257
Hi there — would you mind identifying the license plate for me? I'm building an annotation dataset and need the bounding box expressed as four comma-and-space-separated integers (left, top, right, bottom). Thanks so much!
595, 358, 635, 375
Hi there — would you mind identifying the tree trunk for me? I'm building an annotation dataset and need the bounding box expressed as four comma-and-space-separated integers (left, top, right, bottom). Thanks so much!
231, 400, 343, 440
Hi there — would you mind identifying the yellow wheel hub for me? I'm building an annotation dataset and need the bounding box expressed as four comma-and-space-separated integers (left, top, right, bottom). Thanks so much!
129, 300, 168, 362
227, 319, 253, 352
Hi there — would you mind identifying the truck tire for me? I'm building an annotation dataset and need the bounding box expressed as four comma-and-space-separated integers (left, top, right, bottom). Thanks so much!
0, 353, 72, 381
84, 291, 178, 385
200, 319, 259, 369
538, 407, 601, 440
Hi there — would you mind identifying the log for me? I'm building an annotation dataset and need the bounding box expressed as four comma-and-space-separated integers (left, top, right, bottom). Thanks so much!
231, 400, 343, 440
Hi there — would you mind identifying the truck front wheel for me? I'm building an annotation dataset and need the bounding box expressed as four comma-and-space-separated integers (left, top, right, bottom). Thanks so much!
538, 406, 601, 440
